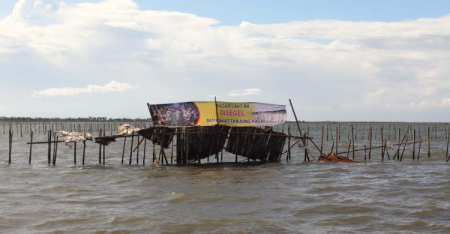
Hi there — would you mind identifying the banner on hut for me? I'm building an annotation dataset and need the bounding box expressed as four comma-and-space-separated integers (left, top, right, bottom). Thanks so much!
147, 102, 286, 127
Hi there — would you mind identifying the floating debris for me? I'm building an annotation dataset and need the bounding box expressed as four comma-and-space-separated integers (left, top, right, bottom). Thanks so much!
317, 153, 359, 164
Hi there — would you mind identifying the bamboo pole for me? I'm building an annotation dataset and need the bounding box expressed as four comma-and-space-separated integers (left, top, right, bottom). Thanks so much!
335, 126, 338, 155
287, 125, 291, 161
171, 137, 174, 164
29, 131, 33, 165
446, 129, 450, 162
121, 137, 127, 164
427, 127, 431, 158
412, 129, 416, 160
8, 129, 12, 165
136, 135, 140, 164
352, 125, 355, 159
320, 125, 324, 155
143, 138, 147, 165
74, 142, 77, 165
52, 136, 58, 166
48, 130, 51, 165
129, 131, 134, 165
98, 129, 102, 164
82, 141, 86, 165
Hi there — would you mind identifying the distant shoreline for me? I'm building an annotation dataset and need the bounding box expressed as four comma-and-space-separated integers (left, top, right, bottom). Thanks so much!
0, 118, 447, 124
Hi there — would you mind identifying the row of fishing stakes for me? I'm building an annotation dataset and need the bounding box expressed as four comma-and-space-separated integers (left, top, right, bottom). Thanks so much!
1, 122, 149, 137
4, 104, 450, 166
2, 121, 448, 142
5, 123, 450, 165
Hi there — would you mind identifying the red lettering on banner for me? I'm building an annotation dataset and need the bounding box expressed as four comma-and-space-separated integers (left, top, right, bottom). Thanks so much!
219, 110, 245, 116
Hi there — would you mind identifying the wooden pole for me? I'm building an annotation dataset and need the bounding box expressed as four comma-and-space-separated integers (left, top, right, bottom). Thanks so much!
364, 145, 367, 162
82, 141, 86, 165
427, 127, 431, 157
369, 126, 372, 159
287, 125, 291, 161
98, 129, 102, 164
396, 129, 400, 160
8, 129, 12, 165
412, 129, 416, 160
320, 125, 324, 155
446, 129, 450, 162
48, 130, 51, 165
121, 137, 127, 164
29, 131, 33, 165
351, 125, 355, 159
143, 138, 147, 165
417, 140, 421, 161
129, 131, 134, 165
136, 135, 140, 164
346, 139, 351, 158
380, 127, 384, 161
52, 136, 58, 166
74, 141, 77, 165
335, 126, 338, 155
171, 138, 174, 164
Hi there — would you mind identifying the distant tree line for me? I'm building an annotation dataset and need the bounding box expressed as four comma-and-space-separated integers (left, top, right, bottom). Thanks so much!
0, 117, 151, 122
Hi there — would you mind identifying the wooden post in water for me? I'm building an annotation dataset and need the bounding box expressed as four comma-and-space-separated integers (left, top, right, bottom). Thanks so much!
335, 126, 338, 155
129, 131, 135, 165
417, 140, 421, 161
121, 137, 127, 164
326, 123, 329, 141
48, 130, 51, 165
412, 129, 416, 160
446, 129, 450, 162
396, 129, 401, 160
29, 131, 33, 165
287, 125, 291, 161
8, 129, 12, 165
170, 138, 174, 164
98, 129, 102, 164
82, 141, 86, 165
351, 125, 355, 159
369, 126, 372, 159
364, 145, 367, 162
346, 139, 351, 158
136, 135, 140, 165
427, 127, 431, 158
380, 127, 385, 161
320, 125, 324, 155
74, 142, 77, 165
143, 138, 147, 165
52, 136, 58, 166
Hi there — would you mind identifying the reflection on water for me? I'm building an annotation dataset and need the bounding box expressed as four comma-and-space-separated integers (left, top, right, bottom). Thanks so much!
0, 122, 449, 233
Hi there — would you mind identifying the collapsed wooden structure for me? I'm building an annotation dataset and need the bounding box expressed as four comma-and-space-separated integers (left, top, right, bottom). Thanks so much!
4, 99, 450, 166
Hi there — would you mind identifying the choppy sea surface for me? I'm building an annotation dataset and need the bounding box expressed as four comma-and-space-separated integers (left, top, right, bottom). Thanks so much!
0, 122, 449, 233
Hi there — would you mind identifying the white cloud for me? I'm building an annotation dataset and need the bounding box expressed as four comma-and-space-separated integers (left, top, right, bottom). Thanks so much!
1, 0, 450, 119
32, 81, 138, 97
441, 98, 450, 106
228, 88, 261, 97
206, 95, 220, 98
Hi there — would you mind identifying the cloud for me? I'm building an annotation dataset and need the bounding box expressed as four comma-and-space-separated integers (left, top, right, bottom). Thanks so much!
442, 98, 450, 106
1, 0, 450, 120
32, 81, 138, 97
228, 88, 261, 96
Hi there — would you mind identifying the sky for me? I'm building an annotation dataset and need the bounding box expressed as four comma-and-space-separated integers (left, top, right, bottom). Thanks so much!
1, 0, 450, 121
